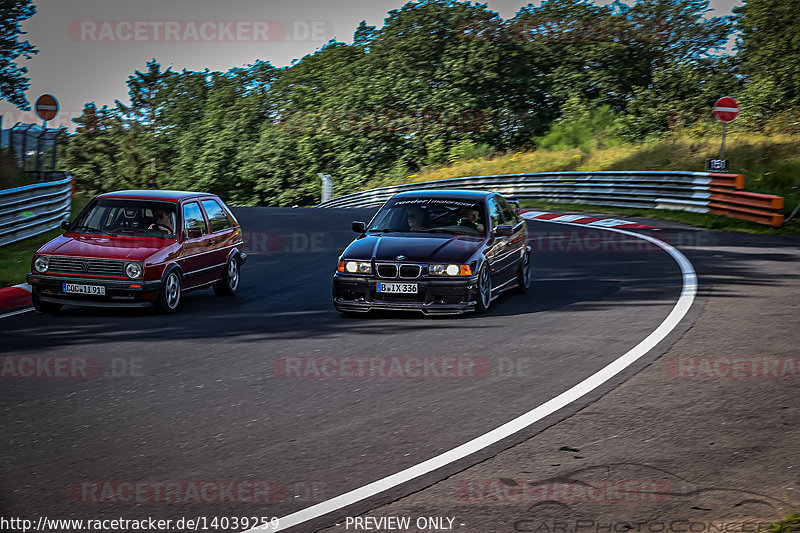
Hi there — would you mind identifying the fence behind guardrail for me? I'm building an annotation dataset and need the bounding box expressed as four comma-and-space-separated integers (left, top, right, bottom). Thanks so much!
0, 172, 73, 247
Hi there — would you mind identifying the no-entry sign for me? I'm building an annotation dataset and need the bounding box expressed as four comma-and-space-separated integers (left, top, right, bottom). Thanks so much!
713, 96, 739, 123
35, 94, 59, 122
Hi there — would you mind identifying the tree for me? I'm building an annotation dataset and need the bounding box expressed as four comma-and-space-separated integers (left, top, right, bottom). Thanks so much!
734, 0, 800, 109
0, 0, 38, 109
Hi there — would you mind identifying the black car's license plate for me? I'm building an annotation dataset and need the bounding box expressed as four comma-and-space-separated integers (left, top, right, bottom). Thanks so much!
63, 283, 106, 296
377, 282, 417, 294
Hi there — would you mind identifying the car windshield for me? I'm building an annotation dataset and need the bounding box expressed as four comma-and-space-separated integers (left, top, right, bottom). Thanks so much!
71, 199, 179, 238
367, 197, 487, 235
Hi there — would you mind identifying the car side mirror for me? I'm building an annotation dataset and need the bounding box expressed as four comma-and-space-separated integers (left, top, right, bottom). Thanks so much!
60, 220, 71, 231
352, 221, 366, 233
508, 199, 521, 216
186, 227, 203, 239
494, 225, 514, 237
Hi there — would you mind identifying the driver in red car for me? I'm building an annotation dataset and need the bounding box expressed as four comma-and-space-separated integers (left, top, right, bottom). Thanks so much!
148, 209, 174, 233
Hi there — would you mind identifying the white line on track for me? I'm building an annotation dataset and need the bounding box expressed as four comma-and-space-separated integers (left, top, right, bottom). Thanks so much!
245, 218, 698, 532
0, 307, 34, 319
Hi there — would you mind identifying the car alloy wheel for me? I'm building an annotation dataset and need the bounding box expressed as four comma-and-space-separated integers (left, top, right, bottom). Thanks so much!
517, 251, 531, 293
157, 271, 181, 313
475, 264, 492, 314
214, 256, 240, 296
227, 258, 240, 291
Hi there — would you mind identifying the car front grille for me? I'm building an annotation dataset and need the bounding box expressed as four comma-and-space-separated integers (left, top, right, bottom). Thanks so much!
47, 256, 127, 277
377, 264, 398, 278
399, 265, 421, 278
376, 263, 421, 279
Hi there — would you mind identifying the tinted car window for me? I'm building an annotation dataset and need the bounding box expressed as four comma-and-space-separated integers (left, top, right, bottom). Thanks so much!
496, 196, 517, 224
72, 199, 177, 238
201, 199, 232, 233
487, 197, 504, 228
183, 202, 207, 235
368, 197, 487, 235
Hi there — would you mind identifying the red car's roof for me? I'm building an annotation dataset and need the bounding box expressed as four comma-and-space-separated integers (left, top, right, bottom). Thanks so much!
96, 190, 215, 201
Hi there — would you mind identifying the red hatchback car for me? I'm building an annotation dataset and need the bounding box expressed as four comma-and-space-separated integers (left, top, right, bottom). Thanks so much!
27, 190, 246, 313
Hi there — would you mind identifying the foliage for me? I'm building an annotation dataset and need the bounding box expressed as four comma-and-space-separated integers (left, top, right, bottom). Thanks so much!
0, 0, 37, 109
56, 0, 797, 207
734, 0, 800, 109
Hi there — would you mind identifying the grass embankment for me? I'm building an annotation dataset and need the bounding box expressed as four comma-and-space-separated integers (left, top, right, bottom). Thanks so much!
368, 133, 800, 234
768, 514, 800, 533
0, 196, 90, 288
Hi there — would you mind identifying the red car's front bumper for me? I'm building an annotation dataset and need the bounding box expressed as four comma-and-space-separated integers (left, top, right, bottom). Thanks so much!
26, 274, 162, 308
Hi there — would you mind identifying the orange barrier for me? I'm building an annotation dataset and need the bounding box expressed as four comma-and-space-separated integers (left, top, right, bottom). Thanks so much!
708, 173, 745, 190
709, 202, 785, 227
709, 188, 784, 210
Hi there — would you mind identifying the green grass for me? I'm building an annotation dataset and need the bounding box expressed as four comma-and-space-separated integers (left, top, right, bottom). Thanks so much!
0, 197, 90, 288
767, 514, 800, 533
366, 133, 800, 234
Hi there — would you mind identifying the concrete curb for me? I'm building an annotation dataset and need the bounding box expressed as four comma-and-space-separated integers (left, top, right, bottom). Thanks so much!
520, 209, 660, 230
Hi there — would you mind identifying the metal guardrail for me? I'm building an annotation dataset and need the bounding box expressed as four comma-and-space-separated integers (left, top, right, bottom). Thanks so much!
315, 170, 784, 227
0, 173, 73, 247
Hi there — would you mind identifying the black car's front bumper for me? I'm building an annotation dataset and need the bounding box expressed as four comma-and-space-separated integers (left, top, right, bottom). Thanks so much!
26, 274, 162, 308
332, 273, 480, 315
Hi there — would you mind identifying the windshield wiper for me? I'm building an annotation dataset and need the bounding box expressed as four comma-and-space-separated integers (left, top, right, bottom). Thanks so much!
69, 225, 103, 234
108, 228, 149, 235
423, 228, 458, 234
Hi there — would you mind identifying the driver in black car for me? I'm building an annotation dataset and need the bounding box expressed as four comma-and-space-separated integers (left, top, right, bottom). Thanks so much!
407, 205, 429, 231
148, 209, 174, 233
458, 207, 484, 232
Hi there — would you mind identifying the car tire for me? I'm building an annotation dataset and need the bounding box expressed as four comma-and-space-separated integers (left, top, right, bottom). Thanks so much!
516, 250, 531, 293
214, 256, 240, 297
475, 264, 492, 314
31, 288, 62, 314
156, 270, 182, 313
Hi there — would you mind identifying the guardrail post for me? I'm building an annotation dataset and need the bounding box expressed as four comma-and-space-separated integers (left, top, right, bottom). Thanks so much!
318, 173, 334, 203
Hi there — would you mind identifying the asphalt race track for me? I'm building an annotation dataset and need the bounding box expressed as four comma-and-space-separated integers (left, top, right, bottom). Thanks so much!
1, 207, 694, 531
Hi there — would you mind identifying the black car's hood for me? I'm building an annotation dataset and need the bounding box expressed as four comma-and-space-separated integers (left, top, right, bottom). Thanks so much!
343, 233, 484, 263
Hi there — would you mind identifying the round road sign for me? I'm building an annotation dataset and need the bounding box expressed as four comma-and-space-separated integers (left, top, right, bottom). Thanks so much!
713, 96, 739, 123
35, 94, 59, 122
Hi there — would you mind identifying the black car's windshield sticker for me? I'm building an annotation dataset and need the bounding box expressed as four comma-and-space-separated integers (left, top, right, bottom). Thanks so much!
394, 199, 476, 207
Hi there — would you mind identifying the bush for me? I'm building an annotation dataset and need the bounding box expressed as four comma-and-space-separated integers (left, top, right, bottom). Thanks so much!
536, 97, 622, 152
447, 140, 494, 163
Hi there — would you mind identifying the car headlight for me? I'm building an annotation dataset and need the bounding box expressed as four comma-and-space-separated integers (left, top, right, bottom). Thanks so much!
125, 262, 143, 279
338, 260, 371, 274
34, 256, 49, 273
429, 264, 472, 276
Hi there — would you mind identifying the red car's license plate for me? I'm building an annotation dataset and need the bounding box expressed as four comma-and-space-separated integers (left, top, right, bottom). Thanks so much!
63, 283, 106, 296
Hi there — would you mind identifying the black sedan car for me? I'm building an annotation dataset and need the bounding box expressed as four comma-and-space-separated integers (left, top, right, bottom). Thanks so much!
332, 190, 531, 315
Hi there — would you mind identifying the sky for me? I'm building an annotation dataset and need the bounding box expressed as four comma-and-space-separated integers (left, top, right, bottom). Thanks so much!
2, 0, 742, 130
